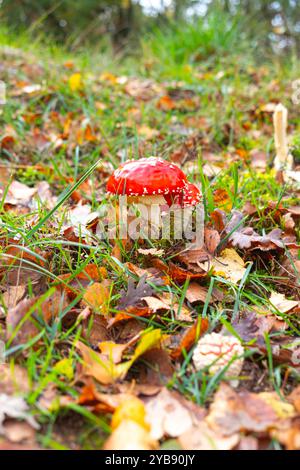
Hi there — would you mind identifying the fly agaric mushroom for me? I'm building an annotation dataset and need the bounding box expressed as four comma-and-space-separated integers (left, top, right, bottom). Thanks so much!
107, 157, 201, 208
106, 157, 189, 206
192, 332, 244, 386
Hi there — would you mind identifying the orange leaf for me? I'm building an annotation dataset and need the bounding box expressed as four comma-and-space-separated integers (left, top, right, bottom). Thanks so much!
171, 317, 209, 360
82, 282, 110, 314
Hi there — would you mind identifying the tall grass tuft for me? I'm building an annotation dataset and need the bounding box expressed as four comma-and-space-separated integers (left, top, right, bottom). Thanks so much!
143, 10, 253, 77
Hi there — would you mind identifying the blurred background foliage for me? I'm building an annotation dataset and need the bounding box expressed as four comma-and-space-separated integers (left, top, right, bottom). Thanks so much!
0, 0, 299, 60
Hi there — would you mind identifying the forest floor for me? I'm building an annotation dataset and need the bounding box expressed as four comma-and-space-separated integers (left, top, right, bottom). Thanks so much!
0, 39, 300, 450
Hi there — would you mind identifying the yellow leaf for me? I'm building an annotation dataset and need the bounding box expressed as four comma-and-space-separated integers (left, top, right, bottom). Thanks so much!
259, 392, 296, 419
53, 358, 73, 380
76, 341, 123, 384
131, 329, 162, 362
76, 329, 162, 385
111, 397, 149, 430
200, 248, 246, 284
69, 73, 82, 91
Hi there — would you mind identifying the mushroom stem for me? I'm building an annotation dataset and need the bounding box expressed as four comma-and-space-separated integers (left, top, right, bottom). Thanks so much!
273, 103, 293, 171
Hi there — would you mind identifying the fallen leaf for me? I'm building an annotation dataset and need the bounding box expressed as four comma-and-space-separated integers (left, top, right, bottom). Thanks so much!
77, 329, 162, 384
138, 348, 174, 385
3, 420, 36, 445
206, 383, 277, 435
98, 333, 140, 364
170, 317, 209, 360
258, 392, 295, 419
271, 418, 300, 450
179, 421, 239, 450
118, 275, 154, 310
204, 228, 221, 254
269, 291, 298, 316
289, 386, 300, 413
156, 95, 176, 111
103, 419, 158, 450
230, 227, 289, 251
82, 282, 110, 314
185, 282, 223, 304
200, 248, 246, 284
6, 290, 65, 345
111, 396, 149, 430
152, 258, 207, 283
145, 388, 204, 440
69, 73, 82, 91
0, 394, 39, 433
2, 181, 37, 207
2, 285, 26, 309
0, 364, 30, 395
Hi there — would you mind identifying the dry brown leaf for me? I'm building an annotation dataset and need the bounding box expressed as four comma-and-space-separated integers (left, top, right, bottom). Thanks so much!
83, 315, 110, 348
230, 227, 291, 251
288, 386, 300, 413
175, 246, 210, 270
2, 285, 26, 309
271, 418, 300, 450
3, 421, 36, 445
144, 388, 204, 440
156, 292, 193, 322
269, 291, 299, 315
108, 306, 151, 326
138, 348, 174, 385
2, 181, 37, 207
6, 290, 65, 345
204, 228, 221, 254
206, 383, 277, 435
152, 258, 207, 283
142, 296, 170, 313
179, 421, 239, 450
185, 282, 223, 304
0, 364, 30, 394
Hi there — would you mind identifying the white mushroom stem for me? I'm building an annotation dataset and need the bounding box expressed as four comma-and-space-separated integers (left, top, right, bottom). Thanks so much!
128, 195, 166, 234
127, 195, 167, 206
273, 103, 293, 171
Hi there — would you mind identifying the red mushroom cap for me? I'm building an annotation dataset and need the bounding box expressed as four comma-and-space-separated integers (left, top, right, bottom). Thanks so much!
165, 182, 201, 207
182, 182, 202, 207
106, 157, 188, 197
